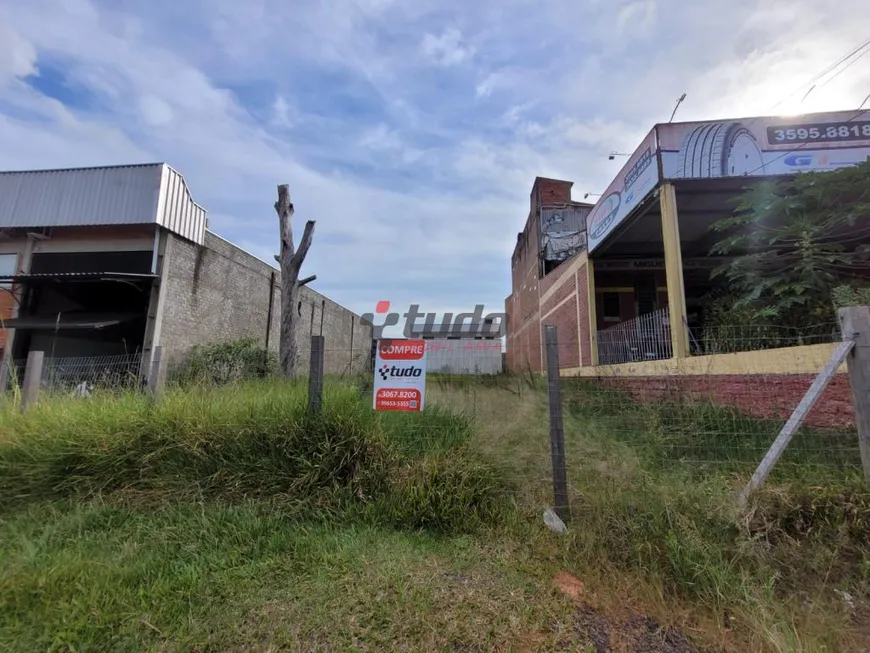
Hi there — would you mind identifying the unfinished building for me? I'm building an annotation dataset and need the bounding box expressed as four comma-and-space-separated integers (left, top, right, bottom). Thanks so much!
0, 163, 372, 382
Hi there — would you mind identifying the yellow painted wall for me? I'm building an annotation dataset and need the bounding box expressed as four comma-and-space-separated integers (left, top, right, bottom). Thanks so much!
560, 342, 845, 377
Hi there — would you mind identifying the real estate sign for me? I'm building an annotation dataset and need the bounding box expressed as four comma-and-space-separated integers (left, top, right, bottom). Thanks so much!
373, 339, 427, 411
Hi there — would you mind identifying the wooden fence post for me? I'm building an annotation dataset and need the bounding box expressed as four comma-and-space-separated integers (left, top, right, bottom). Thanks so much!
308, 335, 325, 415
840, 306, 870, 484
147, 346, 166, 399
21, 350, 44, 412
544, 325, 570, 523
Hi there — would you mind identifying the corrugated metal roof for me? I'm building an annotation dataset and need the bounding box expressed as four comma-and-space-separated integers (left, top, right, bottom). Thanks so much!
0, 163, 207, 244
157, 165, 207, 244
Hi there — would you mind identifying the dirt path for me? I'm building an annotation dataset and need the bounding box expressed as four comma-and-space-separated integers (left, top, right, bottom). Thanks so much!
547, 571, 700, 653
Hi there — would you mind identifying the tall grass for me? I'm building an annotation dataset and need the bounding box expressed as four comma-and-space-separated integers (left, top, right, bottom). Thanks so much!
0, 381, 507, 533
558, 379, 870, 634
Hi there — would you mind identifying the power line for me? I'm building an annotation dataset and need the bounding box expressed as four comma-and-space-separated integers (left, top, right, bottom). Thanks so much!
767, 37, 870, 113
816, 47, 870, 91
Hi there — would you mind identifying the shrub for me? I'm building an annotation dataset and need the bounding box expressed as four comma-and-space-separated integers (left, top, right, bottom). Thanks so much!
374, 448, 508, 532
170, 338, 276, 385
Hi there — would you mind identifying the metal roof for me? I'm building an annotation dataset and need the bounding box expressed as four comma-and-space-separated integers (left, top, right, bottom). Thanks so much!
0, 163, 207, 244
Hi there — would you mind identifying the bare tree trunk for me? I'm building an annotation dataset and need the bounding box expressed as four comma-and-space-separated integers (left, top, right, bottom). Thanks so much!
274, 184, 316, 376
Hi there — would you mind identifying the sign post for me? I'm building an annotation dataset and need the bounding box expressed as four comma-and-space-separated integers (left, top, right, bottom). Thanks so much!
373, 339, 427, 411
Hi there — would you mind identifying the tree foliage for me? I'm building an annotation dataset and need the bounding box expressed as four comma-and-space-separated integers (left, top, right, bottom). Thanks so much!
709, 159, 870, 325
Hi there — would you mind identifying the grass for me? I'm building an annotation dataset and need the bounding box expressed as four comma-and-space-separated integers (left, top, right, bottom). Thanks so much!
0, 501, 586, 651
427, 376, 870, 651
0, 374, 868, 651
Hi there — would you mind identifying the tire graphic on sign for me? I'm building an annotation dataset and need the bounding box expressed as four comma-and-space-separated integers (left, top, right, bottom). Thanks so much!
677, 121, 765, 178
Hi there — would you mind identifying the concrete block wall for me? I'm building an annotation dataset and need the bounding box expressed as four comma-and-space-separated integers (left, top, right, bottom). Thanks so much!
295, 287, 373, 375
158, 231, 372, 374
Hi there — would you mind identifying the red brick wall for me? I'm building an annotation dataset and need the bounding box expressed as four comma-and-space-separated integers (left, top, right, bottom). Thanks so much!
534, 178, 573, 205
527, 319, 542, 371
541, 274, 576, 317
506, 177, 584, 373
0, 290, 13, 350
598, 374, 854, 430
546, 299, 580, 368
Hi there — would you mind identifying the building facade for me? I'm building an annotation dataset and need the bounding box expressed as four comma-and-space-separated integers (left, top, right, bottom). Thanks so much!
505, 108, 870, 375
0, 163, 372, 380
505, 177, 593, 372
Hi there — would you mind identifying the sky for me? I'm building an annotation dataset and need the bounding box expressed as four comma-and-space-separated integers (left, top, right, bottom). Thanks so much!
0, 0, 868, 334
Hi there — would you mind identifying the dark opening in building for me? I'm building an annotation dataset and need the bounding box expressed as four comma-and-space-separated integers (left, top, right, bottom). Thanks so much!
9, 250, 154, 362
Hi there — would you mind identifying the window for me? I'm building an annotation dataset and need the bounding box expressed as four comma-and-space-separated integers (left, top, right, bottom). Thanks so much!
602, 292, 621, 322
0, 254, 16, 290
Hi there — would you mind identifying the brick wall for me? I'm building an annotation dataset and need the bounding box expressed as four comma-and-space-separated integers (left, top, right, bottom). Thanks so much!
506, 177, 590, 373
526, 318, 542, 371
0, 290, 13, 351
546, 299, 580, 368
540, 273, 575, 317
598, 374, 854, 430
159, 232, 372, 373
534, 178, 573, 205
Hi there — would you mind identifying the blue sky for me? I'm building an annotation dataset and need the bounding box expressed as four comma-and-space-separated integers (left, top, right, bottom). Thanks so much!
0, 0, 868, 329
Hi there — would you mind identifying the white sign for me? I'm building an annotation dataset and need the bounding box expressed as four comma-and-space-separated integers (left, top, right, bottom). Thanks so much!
657, 110, 870, 179
373, 339, 427, 411
586, 128, 660, 254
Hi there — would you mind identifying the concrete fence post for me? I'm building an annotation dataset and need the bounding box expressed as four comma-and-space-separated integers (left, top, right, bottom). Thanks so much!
308, 335, 325, 415
147, 346, 166, 399
839, 306, 870, 484
21, 350, 44, 412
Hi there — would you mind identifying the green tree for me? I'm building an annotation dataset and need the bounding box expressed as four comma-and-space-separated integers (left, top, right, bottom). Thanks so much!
709, 159, 870, 326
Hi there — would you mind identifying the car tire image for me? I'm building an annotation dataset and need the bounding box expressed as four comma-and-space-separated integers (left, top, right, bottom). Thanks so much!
677, 121, 765, 178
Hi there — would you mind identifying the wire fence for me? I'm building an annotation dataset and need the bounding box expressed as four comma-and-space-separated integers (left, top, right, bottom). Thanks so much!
689, 322, 842, 355
351, 327, 860, 515
1, 330, 862, 504
2, 353, 145, 394
368, 329, 862, 499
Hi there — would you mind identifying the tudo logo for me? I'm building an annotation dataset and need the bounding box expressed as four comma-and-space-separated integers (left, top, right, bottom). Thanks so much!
378, 364, 423, 381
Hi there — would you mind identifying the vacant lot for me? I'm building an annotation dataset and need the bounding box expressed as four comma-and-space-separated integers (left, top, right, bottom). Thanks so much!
0, 377, 867, 651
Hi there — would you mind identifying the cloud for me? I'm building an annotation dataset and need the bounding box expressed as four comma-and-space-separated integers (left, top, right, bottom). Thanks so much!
271, 95, 292, 127
421, 28, 474, 67
0, 0, 868, 324
617, 0, 658, 36
0, 23, 37, 80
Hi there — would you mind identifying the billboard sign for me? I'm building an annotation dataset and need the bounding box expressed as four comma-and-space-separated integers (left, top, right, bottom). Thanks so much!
658, 109, 870, 180
586, 128, 659, 253
373, 339, 427, 411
